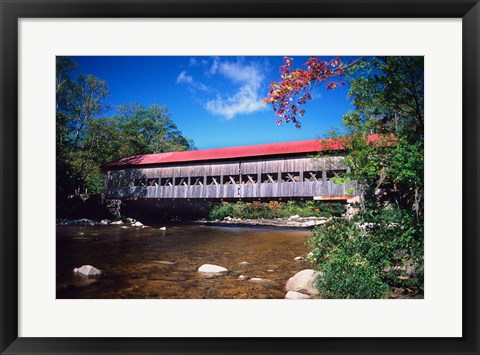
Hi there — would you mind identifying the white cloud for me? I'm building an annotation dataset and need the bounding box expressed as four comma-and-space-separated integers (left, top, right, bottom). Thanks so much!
176, 71, 208, 91
189, 57, 208, 67
176, 70, 193, 84
205, 59, 266, 119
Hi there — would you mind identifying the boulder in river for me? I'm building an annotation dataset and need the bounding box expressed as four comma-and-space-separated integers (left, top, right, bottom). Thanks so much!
198, 264, 228, 274
285, 291, 312, 299
73, 265, 102, 277
110, 220, 123, 225
78, 218, 96, 226
132, 221, 144, 227
285, 269, 321, 296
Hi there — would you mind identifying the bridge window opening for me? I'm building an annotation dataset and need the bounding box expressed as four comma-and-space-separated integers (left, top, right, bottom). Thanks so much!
147, 178, 159, 186
160, 177, 173, 187
134, 178, 146, 186
191, 176, 204, 186
223, 175, 240, 185
174, 177, 188, 186
281, 172, 300, 183
241, 175, 257, 184
260, 173, 277, 184
304, 171, 320, 182
326, 170, 346, 181
206, 176, 221, 185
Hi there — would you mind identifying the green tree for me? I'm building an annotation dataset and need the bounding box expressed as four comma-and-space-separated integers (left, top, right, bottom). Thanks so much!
264, 56, 424, 298
114, 103, 195, 157
56, 57, 195, 202
339, 57, 424, 214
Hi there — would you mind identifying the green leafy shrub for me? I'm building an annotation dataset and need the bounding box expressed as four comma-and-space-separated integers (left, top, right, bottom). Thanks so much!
317, 252, 390, 299
307, 208, 423, 298
208, 202, 235, 220
208, 200, 346, 220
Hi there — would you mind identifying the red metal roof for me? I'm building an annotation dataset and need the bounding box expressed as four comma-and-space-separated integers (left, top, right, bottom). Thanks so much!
103, 134, 382, 168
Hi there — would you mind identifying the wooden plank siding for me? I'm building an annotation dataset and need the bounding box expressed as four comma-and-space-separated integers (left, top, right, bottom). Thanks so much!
105, 155, 358, 199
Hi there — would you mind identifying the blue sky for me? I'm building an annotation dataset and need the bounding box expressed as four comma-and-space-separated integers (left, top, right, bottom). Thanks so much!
70, 56, 355, 150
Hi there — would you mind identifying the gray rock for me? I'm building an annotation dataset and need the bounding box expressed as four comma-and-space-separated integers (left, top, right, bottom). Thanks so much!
198, 264, 228, 274
406, 265, 423, 277
285, 269, 321, 296
74, 265, 102, 277
285, 291, 312, 299
78, 218, 96, 226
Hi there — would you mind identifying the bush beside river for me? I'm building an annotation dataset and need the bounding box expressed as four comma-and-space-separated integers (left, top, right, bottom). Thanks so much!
208, 201, 345, 220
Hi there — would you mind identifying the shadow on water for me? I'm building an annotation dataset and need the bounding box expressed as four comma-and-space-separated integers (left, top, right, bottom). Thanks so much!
56, 224, 312, 299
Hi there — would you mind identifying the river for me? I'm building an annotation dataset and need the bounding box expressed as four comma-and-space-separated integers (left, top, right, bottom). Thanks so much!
56, 223, 312, 299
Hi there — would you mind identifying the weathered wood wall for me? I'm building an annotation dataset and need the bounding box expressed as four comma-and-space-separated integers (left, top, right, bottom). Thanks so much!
105, 155, 358, 199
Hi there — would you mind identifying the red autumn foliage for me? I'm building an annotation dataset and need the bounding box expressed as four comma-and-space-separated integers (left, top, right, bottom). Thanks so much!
262, 56, 347, 128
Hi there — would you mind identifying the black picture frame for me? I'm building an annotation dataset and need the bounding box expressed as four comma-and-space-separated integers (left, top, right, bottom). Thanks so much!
1, 1, 479, 354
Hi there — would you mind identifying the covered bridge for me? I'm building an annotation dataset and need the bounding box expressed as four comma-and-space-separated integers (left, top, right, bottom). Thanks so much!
101, 137, 375, 201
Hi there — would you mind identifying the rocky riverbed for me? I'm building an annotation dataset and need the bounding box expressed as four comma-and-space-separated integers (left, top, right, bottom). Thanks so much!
199, 215, 332, 228
56, 223, 314, 299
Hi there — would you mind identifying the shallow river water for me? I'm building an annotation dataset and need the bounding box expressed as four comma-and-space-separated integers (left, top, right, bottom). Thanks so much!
56, 223, 312, 299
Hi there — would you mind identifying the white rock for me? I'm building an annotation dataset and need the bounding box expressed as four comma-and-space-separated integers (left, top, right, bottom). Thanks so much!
110, 220, 123, 225
159, 227, 167, 230
239, 261, 250, 266
100, 219, 110, 225
74, 265, 102, 277
132, 221, 143, 227
224, 216, 232, 221
198, 264, 228, 273
288, 214, 300, 220
238, 275, 247, 280
285, 269, 321, 296
294, 256, 304, 261
285, 291, 312, 299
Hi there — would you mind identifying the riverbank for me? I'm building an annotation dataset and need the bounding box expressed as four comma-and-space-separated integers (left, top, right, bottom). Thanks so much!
56, 215, 332, 229
199, 215, 332, 228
